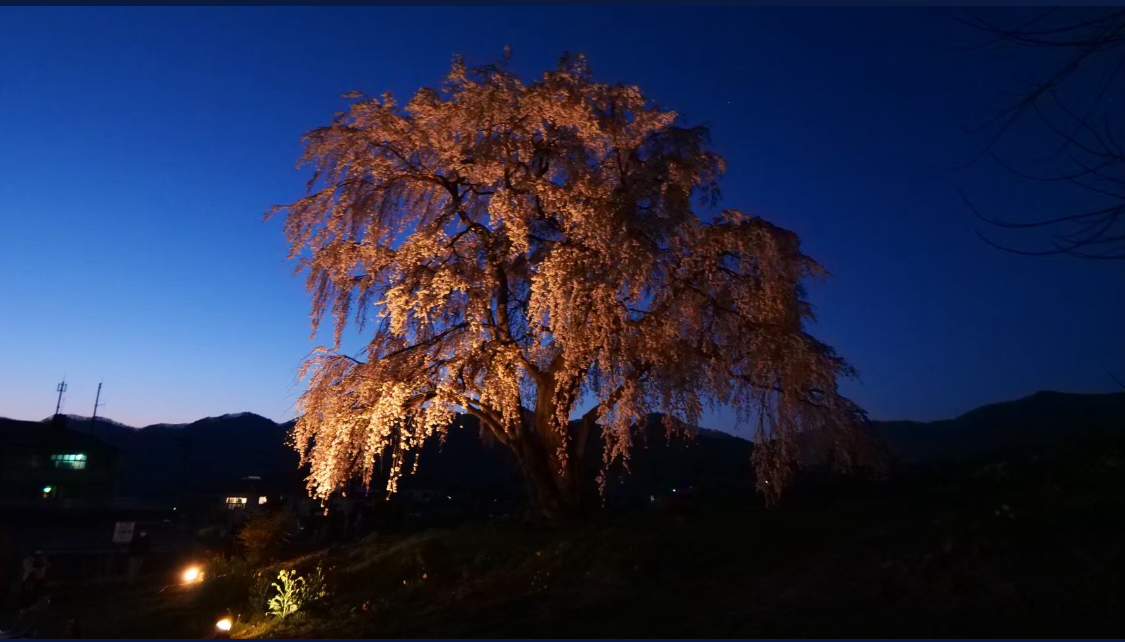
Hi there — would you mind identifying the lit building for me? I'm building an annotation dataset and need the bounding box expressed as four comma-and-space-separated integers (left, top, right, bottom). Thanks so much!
218, 476, 285, 517
0, 415, 118, 506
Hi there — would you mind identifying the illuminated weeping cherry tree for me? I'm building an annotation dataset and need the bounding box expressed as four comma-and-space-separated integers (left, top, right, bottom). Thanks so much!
275, 53, 867, 519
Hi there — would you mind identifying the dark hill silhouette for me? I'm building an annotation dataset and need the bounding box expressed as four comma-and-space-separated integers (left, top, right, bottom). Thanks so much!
873, 390, 1124, 464
3, 390, 1121, 503
9, 412, 303, 501
391, 413, 754, 502
389, 414, 522, 497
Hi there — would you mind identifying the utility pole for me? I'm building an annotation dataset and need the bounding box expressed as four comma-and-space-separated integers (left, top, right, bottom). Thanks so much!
91, 382, 105, 433
54, 378, 68, 416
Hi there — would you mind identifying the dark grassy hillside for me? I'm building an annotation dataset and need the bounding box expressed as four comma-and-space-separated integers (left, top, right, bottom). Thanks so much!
9, 391, 1123, 638
33, 430, 1121, 638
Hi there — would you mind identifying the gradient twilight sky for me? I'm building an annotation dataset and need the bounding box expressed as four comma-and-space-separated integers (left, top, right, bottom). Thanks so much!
1, 7, 1122, 432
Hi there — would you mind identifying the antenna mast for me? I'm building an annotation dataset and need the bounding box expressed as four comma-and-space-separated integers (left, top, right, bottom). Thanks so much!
54, 378, 68, 416
92, 382, 105, 431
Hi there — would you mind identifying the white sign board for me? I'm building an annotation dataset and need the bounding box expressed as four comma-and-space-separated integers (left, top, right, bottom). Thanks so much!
112, 521, 135, 543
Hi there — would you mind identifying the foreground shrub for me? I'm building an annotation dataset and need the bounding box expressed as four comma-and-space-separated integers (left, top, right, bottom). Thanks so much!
267, 565, 329, 618
239, 510, 299, 564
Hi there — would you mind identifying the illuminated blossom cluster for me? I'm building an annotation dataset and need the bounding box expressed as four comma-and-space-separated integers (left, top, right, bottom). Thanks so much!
275, 54, 866, 515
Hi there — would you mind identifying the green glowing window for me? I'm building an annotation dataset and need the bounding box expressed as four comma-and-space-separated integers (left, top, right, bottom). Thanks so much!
51, 453, 87, 470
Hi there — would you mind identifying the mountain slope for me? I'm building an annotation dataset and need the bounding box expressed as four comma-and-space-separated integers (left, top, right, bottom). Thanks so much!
5, 390, 1122, 502
25, 413, 302, 501
872, 390, 1125, 464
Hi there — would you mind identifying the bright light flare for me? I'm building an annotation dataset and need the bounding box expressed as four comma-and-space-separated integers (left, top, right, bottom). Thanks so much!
215, 617, 232, 632
181, 565, 203, 584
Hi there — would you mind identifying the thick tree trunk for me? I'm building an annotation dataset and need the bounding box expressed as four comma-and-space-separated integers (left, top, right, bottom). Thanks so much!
511, 430, 571, 522
499, 369, 603, 522
509, 413, 590, 523
567, 413, 598, 508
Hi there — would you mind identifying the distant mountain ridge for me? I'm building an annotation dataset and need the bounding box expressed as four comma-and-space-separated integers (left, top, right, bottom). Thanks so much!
6, 412, 301, 501
4, 390, 1122, 502
47, 411, 291, 432
30, 389, 1124, 440
872, 390, 1124, 464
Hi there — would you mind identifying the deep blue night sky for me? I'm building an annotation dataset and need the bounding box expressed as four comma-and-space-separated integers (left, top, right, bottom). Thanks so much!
2, 7, 1122, 431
